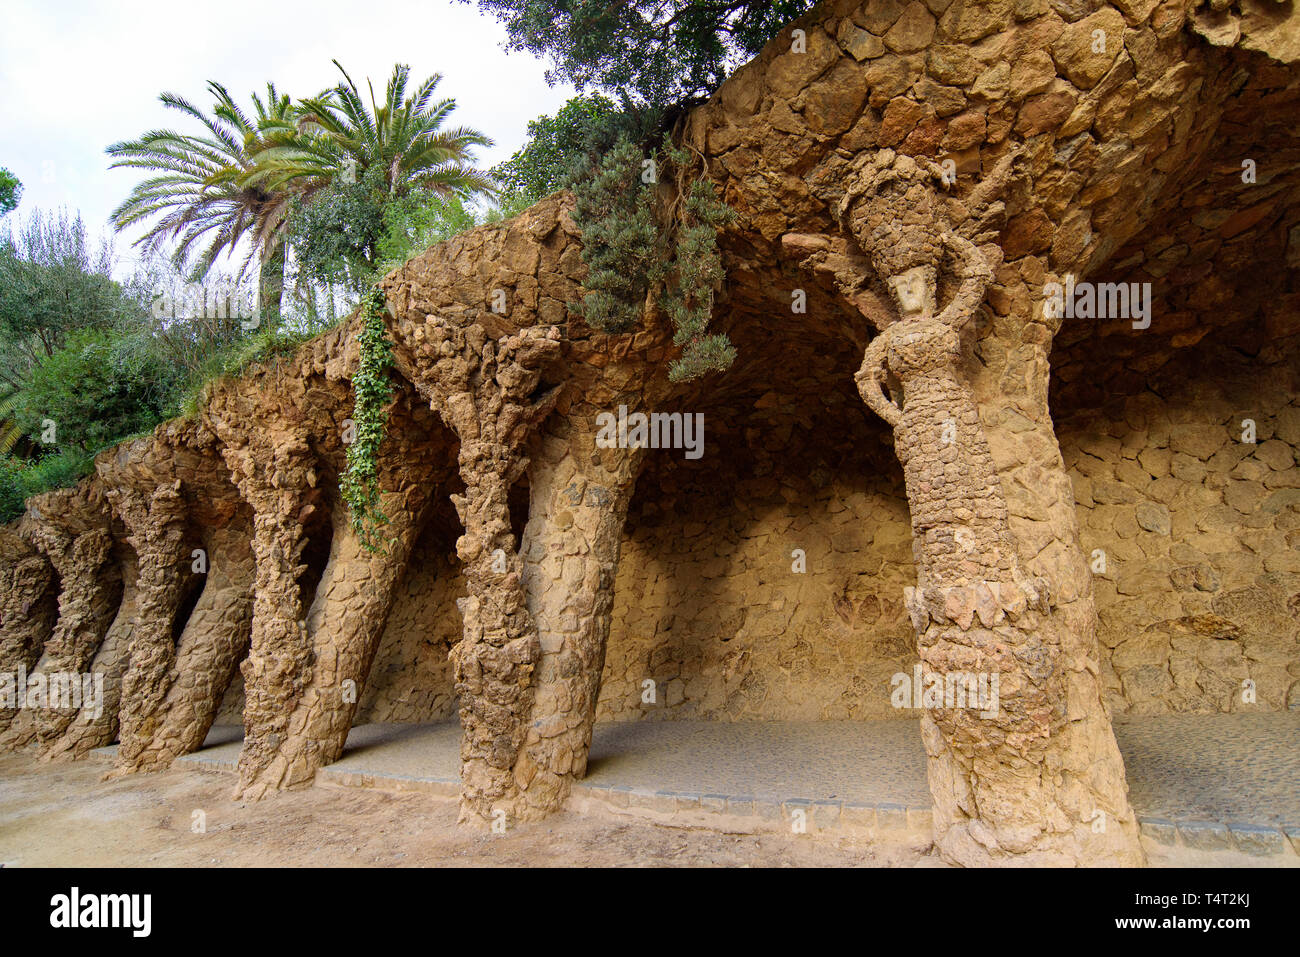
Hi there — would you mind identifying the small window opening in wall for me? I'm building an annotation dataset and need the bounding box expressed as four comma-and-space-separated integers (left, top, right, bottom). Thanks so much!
297, 510, 334, 612
170, 553, 206, 644
508, 477, 530, 549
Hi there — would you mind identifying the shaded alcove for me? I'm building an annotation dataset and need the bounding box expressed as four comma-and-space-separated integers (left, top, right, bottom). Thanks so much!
169, 530, 208, 646
354, 481, 467, 725
1045, 214, 1300, 716
18, 559, 61, 673
595, 260, 921, 724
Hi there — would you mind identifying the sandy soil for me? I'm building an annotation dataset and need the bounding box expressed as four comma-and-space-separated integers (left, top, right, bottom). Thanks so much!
0, 753, 928, 867
0, 753, 1290, 867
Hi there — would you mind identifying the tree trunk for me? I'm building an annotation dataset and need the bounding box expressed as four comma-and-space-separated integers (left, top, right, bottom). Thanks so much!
258, 242, 286, 331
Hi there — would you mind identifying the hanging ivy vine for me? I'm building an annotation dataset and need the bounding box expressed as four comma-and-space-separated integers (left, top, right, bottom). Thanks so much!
341, 285, 395, 552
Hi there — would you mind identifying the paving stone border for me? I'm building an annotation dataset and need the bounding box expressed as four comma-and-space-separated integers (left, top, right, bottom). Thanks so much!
573, 782, 1300, 859
1137, 817, 1298, 857
569, 781, 940, 844
316, 768, 459, 798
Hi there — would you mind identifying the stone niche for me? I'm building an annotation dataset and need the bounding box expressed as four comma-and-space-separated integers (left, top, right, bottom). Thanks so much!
597, 401, 917, 723
595, 326, 1299, 723
1059, 336, 1300, 716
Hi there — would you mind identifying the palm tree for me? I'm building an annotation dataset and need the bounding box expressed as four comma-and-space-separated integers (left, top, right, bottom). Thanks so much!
106, 82, 307, 327
251, 61, 496, 271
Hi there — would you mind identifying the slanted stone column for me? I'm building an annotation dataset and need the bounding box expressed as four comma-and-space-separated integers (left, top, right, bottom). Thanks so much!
135, 523, 255, 768
108, 482, 192, 769
511, 417, 646, 816
208, 410, 319, 800
399, 308, 562, 823
0, 529, 56, 736
0, 487, 119, 750
840, 152, 1144, 866
43, 552, 139, 760
244, 453, 436, 792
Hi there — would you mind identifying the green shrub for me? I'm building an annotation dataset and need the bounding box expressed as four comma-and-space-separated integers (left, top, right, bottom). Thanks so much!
0, 448, 96, 523
13, 327, 184, 455
569, 134, 736, 381
569, 136, 669, 334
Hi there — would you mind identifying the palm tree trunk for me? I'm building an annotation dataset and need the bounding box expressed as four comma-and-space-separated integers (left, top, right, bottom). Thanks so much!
258, 242, 285, 330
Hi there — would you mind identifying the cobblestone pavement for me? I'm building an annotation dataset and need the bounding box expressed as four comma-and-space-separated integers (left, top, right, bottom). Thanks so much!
584, 719, 932, 805
1112, 713, 1300, 827
97, 713, 1299, 827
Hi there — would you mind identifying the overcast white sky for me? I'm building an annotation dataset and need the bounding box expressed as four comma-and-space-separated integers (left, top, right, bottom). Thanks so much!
0, 0, 575, 277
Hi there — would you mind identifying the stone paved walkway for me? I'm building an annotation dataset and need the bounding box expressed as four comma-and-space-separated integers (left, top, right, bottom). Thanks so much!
1113, 713, 1300, 826
125, 713, 1299, 830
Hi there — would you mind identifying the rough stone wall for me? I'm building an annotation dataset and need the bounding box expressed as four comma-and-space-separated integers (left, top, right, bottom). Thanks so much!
0, 529, 58, 734
1061, 334, 1300, 715
329, 327, 1300, 731
600, 475, 915, 722
133, 522, 255, 767
43, 545, 138, 759
355, 532, 462, 724
1, 485, 121, 749
210, 527, 467, 728
342, 350, 1300, 727
108, 481, 193, 767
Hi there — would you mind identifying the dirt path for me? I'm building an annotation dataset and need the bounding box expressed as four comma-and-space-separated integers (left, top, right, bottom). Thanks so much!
2, 753, 1289, 867
0, 753, 927, 867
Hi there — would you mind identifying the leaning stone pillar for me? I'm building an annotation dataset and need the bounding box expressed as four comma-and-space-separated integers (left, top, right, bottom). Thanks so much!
510, 418, 645, 817
398, 309, 562, 823
0, 486, 120, 750
42, 551, 139, 760
108, 482, 192, 769
242, 463, 434, 793
0, 528, 56, 736
840, 151, 1144, 866
207, 408, 319, 800
114, 521, 256, 772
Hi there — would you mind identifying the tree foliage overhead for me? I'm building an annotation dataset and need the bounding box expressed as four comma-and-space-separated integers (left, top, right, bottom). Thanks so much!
0, 210, 130, 390
0, 168, 21, 217
464, 0, 815, 105
260, 62, 496, 298
4, 63, 497, 521
491, 93, 620, 207
106, 82, 301, 284
11, 327, 184, 456
286, 163, 478, 295
254, 62, 495, 204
